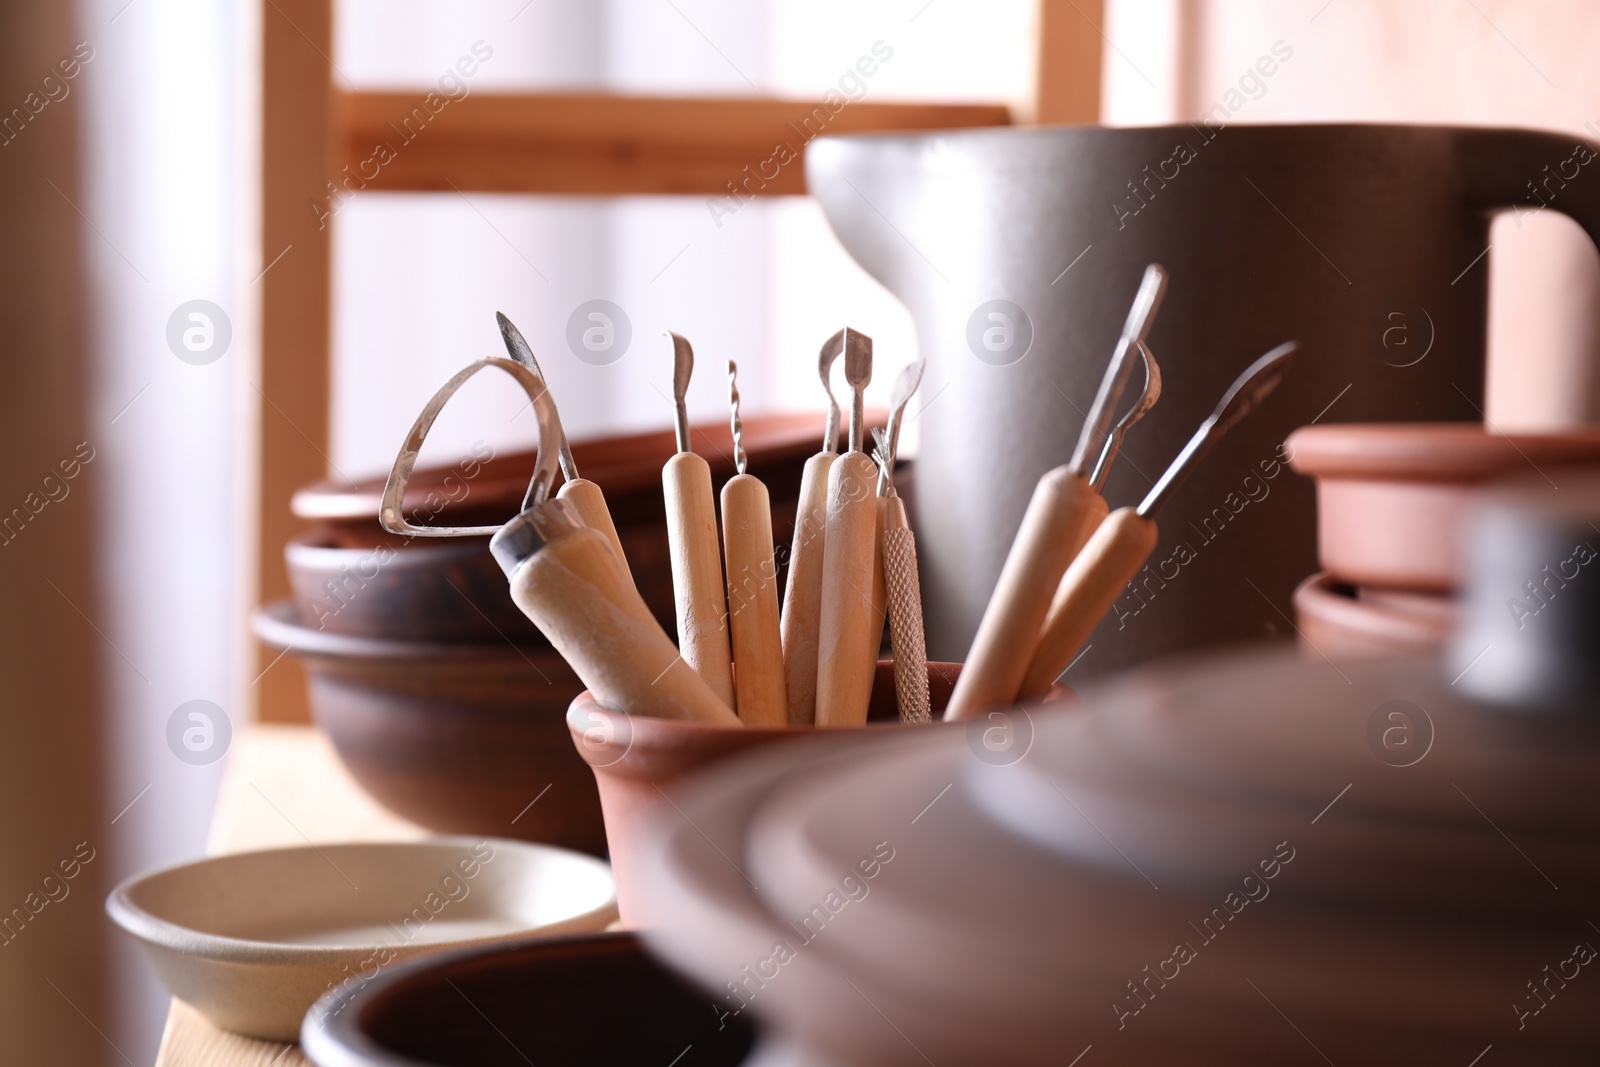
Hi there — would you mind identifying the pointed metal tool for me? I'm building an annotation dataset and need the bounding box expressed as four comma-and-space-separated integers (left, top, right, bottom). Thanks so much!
495, 311, 633, 586
720, 360, 786, 725
660, 332, 736, 711
875, 359, 926, 496
947, 267, 1167, 721
872, 359, 931, 724
1017, 340, 1299, 700
496, 311, 577, 482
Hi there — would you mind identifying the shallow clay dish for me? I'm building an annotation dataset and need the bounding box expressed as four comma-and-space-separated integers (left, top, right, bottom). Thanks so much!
1286, 422, 1600, 592
1292, 571, 1454, 658
254, 601, 606, 856
300, 932, 756, 1067
107, 838, 616, 1042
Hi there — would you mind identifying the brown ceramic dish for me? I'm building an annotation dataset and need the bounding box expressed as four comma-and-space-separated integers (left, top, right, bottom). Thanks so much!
284, 414, 888, 645
300, 932, 756, 1067
254, 600, 606, 856
1292, 571, 1454, 659
292, 413, 827, 526
1286, 422, 1600, 592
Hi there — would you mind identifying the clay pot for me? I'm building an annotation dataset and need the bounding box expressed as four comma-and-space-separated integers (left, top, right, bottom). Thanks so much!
300, 932, 757, 1066
1287, 422, 1600, 593
1292, 572, 1454, 658
568, 662, 970, 925
630, 486, 1600, 1065
254, 600, 606, 856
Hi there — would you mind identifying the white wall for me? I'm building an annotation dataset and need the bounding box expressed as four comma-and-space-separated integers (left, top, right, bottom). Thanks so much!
330, 0, 1033, 480
79, 0, 256, 1060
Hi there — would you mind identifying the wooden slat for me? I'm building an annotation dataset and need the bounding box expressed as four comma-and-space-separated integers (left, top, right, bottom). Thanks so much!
258, 0, 334, 723
1032, 0, 1104, 125
335, 92, 1012, 196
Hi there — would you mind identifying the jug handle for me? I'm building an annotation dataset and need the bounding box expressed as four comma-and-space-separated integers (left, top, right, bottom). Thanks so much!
1457, 127, 1600, 252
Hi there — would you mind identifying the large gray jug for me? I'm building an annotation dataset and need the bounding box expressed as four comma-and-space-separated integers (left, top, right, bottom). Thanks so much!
808, 123, 1600, 677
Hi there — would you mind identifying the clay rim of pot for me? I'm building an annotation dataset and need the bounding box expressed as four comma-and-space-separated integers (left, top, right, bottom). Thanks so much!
564, 661, 1074, 779
292, 412, 837, 523
1286, 422, 1600, 483
253, 598, 553, 662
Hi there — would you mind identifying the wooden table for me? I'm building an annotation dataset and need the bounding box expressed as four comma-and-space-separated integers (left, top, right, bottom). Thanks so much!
153, 725, 427, 1067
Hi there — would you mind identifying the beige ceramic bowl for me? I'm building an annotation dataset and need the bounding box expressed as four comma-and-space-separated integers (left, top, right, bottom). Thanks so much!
107, 837, 616, 1041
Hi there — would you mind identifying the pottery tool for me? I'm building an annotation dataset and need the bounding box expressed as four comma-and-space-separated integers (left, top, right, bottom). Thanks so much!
381, 357, 737, 724
496, 312, 634, 589
946, 266, 1168, 721
872, 359, 930, 724
719, 361, 787, 726
815, 328, 883, 727
661, 332, 738, 711
778, 329, 846, 725
1016, 341, 1298, 700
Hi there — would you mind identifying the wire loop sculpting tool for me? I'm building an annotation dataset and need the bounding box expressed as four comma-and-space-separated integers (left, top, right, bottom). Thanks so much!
381, 356, 736, 724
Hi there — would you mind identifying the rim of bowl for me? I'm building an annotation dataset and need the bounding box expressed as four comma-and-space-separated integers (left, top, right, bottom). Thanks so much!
299, 931, 642, 1067
106, 836, 617, 965
252, 598, 554, 661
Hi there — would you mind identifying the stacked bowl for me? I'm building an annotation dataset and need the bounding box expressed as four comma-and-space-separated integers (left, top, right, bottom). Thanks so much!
254, 415, 828, 856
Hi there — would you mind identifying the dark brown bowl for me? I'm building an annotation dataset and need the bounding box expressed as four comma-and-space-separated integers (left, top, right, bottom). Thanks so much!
254, 600, 606, 856
300, 932, 756, 1067
285, 526, 542, 643
283, 413, 875, 645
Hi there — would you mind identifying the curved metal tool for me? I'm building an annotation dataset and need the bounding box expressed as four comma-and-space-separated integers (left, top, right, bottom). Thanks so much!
873, 359, 925, 495
380, 356, 564, 537
666, 331, 695, 454
496, 311, 577, 482
871, 359, 932, 724
1088, 339, 1162, 491
1069, 264, 1167, 475
1138, 340, 1298, 517
818, 329, 845, 454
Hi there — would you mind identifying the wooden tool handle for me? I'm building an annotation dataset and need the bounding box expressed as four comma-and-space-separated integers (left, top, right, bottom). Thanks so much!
556, 478, 634, 591
663, 452, 736, 710
505, 504, 738, 725
1017, 507, 1157, 701
880, 495, 931, 724
945, 468, 1108, 720
815, 453, 882, 727
779, 452, 835, 725
721, 473, 787, 726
